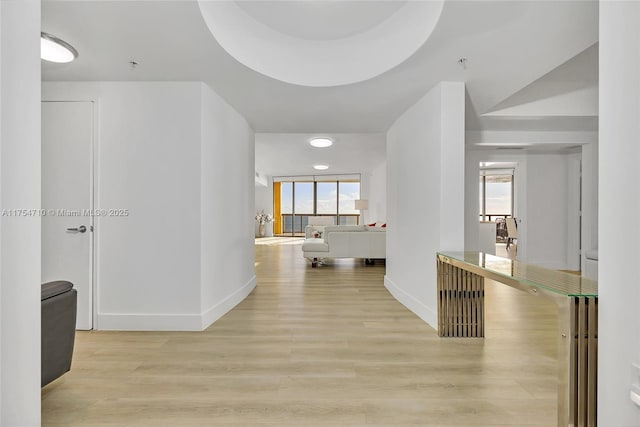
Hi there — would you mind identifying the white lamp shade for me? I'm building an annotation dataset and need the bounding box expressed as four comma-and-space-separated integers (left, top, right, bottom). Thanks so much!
354, 199, 368, 210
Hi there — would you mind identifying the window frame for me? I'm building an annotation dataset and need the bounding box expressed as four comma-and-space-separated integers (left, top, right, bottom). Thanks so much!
273, 175, 361, 235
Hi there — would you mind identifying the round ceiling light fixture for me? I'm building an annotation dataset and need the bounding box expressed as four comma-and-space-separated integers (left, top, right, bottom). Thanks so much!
41, 32, 78, 63
309, 137, 333, 148
313, 164, 329, 171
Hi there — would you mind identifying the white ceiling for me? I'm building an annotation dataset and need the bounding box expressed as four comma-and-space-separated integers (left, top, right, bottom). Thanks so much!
235, 1, 408, 41
42, 0, 598, 133
255, 133, 386, 178
198, 1, 444, 87
42, 1, 599, 176
484, 43, 598, 119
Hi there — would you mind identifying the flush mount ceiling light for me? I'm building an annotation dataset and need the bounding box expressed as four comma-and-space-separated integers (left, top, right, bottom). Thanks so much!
309, 138, 333, 148
313, 164, 329, 170
41, 32, 78, 63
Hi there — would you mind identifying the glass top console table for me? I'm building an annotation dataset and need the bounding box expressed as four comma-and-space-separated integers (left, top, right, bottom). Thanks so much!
436, 251, 598, 427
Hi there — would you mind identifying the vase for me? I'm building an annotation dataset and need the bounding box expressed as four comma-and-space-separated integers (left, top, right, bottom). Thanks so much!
258, 223, 266, 237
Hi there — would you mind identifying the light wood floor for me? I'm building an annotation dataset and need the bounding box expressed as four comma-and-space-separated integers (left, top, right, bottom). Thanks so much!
42, 240, 558, 426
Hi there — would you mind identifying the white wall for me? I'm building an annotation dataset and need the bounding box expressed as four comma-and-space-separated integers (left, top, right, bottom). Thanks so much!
100, 83, 203, 328
599, 2, 640, 424
254, 179, 274, 237
366, 160, 387, 225
253, 133, 387, 232
565, 152, 581, 271
464, 151, 480, 251
200, 83, 255, 327
465, 146, 592, 271
43, 82, 255, 331
385, 82, 465, 328
253, 169, 385, 233
464, 150, 526, 257
0, 1, 41, 424
525, 154, 571, 269
581, 140, 598, 272
466, 130, 597, 147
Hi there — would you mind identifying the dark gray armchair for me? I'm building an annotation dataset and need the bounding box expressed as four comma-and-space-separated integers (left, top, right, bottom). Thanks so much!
41, 281, 77, 387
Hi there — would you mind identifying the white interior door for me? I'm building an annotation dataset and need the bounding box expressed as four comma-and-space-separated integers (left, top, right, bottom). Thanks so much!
42, 101, 94, 330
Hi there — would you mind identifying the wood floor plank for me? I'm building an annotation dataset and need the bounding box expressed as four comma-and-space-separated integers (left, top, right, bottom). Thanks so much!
42, 239, 557, 426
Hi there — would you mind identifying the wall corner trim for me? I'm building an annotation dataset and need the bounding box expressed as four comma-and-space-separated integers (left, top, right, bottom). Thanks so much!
384, 275, 438, 330
96, 276, 257, 331
200, 275, 256, 330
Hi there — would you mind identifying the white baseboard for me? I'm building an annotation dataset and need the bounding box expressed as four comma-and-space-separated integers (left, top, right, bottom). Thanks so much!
200, 275, 256, 330
526, 260, 572, 271
96, 312, 204, 331
384, 275, 438, 330
96, 275, 257, 331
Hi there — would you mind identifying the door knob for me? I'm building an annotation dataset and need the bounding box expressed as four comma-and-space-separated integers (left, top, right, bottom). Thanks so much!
66, 225, 87, 233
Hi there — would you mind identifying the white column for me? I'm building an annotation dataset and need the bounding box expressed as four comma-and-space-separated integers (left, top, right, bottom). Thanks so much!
439, 82, 466, 250
385, 81, 465, 328
0, 0, 41, 425
598, 1, 640, 425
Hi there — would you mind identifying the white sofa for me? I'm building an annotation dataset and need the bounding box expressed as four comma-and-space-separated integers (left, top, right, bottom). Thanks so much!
302, 224, 386, 267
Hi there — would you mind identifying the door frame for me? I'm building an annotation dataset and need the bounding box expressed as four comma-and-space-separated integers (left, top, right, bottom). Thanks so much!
567, 153, 582, 271
42, 99, 98, 329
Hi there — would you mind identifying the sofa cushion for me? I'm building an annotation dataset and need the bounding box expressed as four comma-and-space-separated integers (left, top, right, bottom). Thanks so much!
302, 238, 329, 252
366, 226, 387, 232
323, 225, 366, 233
323, 225, 366, 242
305, 225, 326, 239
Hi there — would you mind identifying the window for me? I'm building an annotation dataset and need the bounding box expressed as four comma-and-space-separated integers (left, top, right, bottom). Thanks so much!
293, 182, 314, 232
279, 182, 293, 233
273, 175, 361, 236
281, 182, 293, 214
316, 182, 337, 214
294, 182, 314, 215
479, 166, 514, 222
338, 181, 360, 224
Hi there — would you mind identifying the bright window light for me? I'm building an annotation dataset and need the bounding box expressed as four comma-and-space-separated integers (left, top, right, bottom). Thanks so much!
41, 32, 78, 63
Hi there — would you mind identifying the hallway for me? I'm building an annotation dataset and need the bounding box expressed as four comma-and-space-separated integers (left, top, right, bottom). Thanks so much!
42, 241, 557, 425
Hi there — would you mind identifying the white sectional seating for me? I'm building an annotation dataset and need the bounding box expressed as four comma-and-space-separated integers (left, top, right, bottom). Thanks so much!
302, 224, 386, 267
